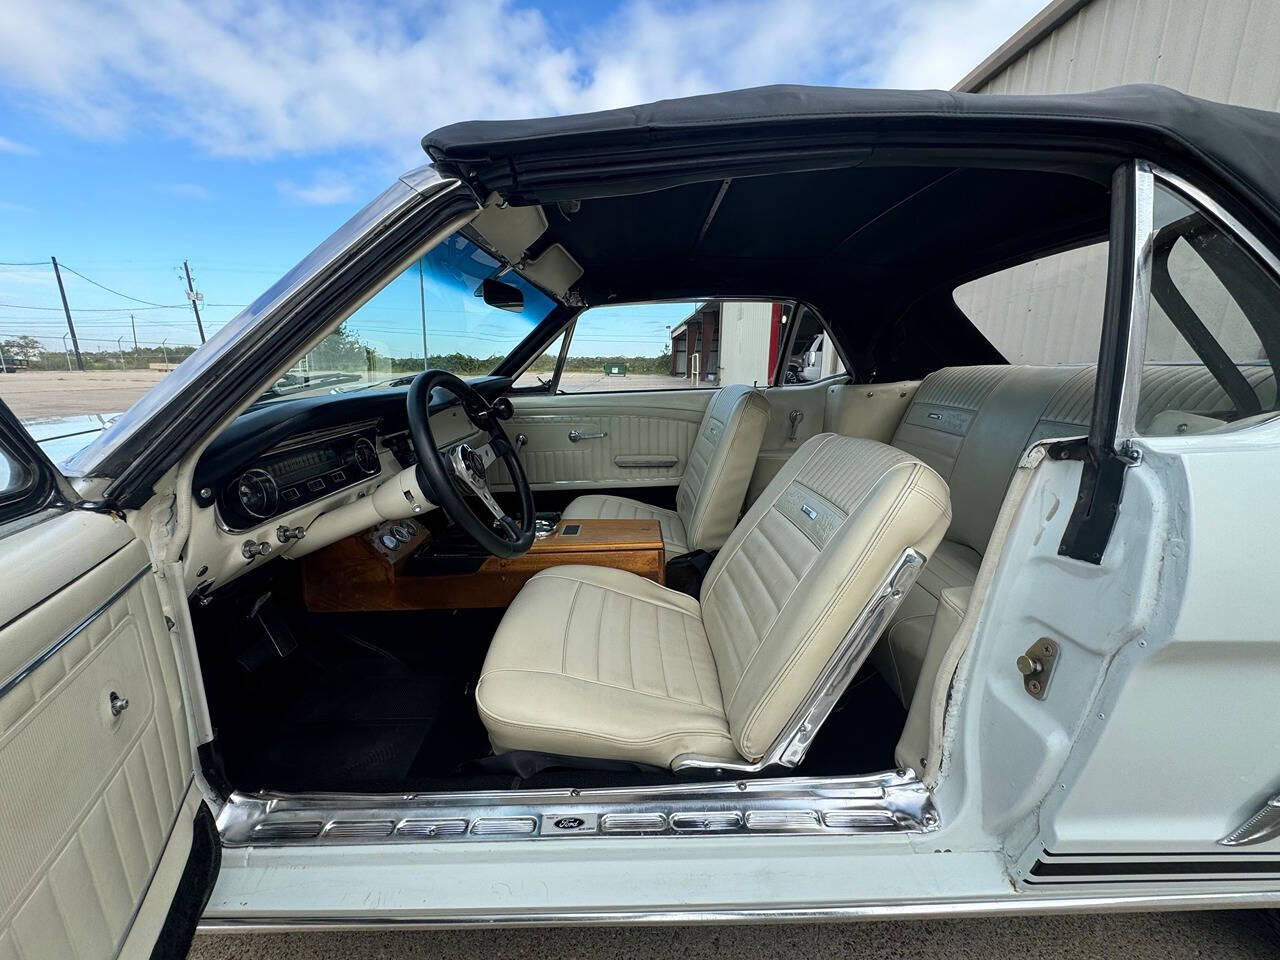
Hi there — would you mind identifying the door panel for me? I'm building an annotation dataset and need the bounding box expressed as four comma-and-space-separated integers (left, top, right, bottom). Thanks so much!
744, 380, 833, 505
489, 390, 713, 490
823, 380, 920, 443
745, 380, 920, 505
0, 512, 194, 959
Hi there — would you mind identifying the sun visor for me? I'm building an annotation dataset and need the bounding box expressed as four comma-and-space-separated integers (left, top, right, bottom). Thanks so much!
470, 197, 548, 266
518, 243, 583, 297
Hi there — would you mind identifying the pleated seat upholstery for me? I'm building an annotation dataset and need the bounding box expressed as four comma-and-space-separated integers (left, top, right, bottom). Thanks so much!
476, 434, 952, 768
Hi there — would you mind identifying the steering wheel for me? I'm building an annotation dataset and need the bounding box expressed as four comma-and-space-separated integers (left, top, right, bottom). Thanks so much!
406, 370, 535, 558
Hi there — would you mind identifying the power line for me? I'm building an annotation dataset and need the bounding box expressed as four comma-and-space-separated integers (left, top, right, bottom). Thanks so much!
53, 261, 186, 308
0, 301, 181, 313
0, 300, 246, 312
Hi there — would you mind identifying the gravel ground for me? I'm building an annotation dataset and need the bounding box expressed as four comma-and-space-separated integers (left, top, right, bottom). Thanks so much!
0, 369, 703, 422
0, 368, 167, 418
190, 911, 1278, 959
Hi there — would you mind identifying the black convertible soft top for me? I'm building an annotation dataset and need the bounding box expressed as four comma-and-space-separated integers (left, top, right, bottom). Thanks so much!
425, 84, 1280, 239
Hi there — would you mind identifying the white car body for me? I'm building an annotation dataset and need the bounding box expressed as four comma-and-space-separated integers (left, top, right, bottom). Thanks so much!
2, 84, 1279, 957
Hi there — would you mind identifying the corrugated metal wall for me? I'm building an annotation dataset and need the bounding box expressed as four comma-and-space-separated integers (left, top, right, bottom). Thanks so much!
975, 0, 1280, 107
956, 0, 1280, 364
718, 301, 774, 385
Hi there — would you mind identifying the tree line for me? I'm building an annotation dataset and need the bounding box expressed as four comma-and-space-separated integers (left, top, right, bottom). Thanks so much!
1, 323, 674, 376
0, 335, 198, 371
306, 325, 672, 375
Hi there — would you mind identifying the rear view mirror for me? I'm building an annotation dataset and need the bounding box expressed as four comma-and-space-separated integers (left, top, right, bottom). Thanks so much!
482, 277, 524, 313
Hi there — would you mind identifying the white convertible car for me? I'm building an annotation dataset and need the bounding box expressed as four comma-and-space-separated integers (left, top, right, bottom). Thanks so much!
3, 84, 1280, 956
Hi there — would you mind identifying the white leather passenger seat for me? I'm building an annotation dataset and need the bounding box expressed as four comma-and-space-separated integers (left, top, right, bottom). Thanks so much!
561, 383, 770, 557
476, 434, 951, 769
880, 360, 1277, 772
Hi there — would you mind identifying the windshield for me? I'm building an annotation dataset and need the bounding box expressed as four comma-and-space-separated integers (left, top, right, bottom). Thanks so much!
259, 231, 556, 403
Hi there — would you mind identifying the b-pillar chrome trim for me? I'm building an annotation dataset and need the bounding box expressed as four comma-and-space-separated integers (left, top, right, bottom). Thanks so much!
672, 547, 926, 775
216, 769, 938, 846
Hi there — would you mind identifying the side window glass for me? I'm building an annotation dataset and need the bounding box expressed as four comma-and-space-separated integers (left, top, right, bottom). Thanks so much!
1138, 183, 1280, 436
559, 300, 788, 393
953, 240, 1109, 365
782, 307, 845, 383
510, 330, 567, 390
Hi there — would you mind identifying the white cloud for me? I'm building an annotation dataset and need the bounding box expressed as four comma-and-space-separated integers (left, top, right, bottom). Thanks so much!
871, 0, 1048, 90
0, 135, 36, 155
277, 172, 359, 206
0, 0, 1043, 162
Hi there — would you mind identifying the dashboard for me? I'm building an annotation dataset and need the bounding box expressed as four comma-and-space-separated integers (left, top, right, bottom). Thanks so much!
216, 425, 383, 532
186, 376, 512, 596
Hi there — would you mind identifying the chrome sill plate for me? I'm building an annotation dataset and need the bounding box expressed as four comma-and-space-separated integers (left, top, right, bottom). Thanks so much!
217, 770, 937, 847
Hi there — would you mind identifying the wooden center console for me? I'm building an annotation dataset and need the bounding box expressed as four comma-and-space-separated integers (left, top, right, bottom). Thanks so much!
302, 518, 666, 612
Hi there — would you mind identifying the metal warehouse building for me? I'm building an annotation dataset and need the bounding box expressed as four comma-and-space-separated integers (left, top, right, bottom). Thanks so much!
950, 0, 1280, 364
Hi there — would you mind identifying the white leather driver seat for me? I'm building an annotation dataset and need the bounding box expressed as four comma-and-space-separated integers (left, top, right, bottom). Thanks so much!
560, 383, 770, 557
476, 434, 951, 770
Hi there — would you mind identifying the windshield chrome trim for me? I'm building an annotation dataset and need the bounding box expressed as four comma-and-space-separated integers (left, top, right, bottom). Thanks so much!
65, 166, 465, 481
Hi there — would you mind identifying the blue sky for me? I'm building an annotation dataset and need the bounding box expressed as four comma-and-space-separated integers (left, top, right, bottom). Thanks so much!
0, 0, 1044, 357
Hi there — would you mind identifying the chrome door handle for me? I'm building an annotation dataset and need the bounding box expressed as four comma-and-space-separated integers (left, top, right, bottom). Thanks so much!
568, 430, 607, 443
787, 409, 805, 441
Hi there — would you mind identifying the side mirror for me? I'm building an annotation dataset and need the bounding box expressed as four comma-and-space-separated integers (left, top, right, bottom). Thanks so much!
482, 277, 524, 313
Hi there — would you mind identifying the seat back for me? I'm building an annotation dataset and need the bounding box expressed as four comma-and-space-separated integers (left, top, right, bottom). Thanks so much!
674, 384, 770, 552
698, 433, 951, 762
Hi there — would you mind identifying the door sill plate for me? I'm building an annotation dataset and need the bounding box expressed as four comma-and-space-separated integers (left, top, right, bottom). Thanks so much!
217, 770, 937, 846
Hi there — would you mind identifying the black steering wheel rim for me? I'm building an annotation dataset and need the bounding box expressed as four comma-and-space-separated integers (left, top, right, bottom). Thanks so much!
406, 370, 535, 558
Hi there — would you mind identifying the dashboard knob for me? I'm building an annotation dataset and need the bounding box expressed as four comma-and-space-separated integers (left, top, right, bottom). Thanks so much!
241, 539, 272, 560
276, 525, 306, 543
380, 533, 401, 551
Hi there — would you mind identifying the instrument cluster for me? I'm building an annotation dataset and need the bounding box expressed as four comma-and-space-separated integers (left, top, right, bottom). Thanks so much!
218, 428, 381, 531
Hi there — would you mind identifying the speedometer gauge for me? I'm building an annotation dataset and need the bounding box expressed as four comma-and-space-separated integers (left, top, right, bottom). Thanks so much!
235, 468, 278, 519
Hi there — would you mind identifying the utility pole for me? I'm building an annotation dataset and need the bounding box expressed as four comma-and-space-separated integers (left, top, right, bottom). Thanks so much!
50, 257, 84, 371
130, 313, 139, 365
418, 258, 428, 371
183, 260, 206, 343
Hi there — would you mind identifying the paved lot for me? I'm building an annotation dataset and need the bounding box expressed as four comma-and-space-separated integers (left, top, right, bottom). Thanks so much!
0, 368, 166, 418
0, 369, 705, 422
191, 911, 1278, 959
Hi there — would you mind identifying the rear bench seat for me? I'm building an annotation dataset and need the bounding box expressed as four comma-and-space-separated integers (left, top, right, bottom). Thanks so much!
874, 362, 1276, 764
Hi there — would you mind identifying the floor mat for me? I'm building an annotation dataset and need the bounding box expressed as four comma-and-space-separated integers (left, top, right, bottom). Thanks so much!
200, 571, 907, 793
208, 606, 497, 793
